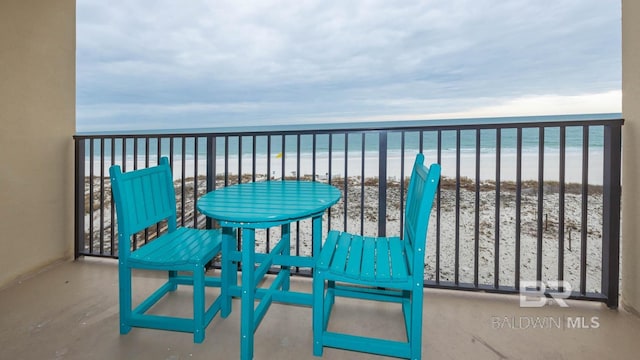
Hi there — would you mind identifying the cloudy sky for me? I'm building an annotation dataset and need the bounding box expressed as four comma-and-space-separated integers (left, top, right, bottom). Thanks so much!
76, 0, 621, 132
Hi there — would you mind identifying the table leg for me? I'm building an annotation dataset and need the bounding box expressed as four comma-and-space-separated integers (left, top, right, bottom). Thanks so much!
281, 223, 290, 291
241, 228, 256, 360
311, 214, 324, 356
221, 227, 236, 318
312, 215, 322, 260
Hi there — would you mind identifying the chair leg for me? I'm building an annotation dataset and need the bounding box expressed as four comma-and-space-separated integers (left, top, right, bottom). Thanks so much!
119, 263, 132, 334
410, 286, 424, 360
193, 265, 206, 343
327, 280, 336, 314
281, 224, 291, 291
313, 270, 325, 356
168, 270, 178, 291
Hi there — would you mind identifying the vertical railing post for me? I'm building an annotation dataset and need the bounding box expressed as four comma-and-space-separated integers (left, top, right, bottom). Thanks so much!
378, 131, 388, 237
602, 123, 622, 309
206, 135, 216, 230
74, 137, 86, 258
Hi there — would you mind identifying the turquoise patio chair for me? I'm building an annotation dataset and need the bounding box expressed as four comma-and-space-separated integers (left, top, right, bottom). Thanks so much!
313, 153, 440, 359
110, 157, 229, 343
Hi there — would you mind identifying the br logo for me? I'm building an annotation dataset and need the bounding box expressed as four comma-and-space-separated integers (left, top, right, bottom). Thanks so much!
519, 281, 572, 308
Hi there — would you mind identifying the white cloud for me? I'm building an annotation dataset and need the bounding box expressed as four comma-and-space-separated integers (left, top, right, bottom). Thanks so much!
458, 90, 622, 118
76, 0, 621, 131
266, 90, 622, 125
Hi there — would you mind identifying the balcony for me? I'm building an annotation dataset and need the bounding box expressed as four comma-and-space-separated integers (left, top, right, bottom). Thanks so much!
1, 258, 638, 359
0, 115, 634, 359
3, 2, 639, 359
12, 115, 618, 358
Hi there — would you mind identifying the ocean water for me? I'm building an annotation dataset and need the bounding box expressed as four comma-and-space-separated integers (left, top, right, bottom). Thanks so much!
84, 114, 621, 184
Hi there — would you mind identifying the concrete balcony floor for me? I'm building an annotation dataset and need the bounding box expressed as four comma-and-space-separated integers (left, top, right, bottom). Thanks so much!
1, 258, 638, 360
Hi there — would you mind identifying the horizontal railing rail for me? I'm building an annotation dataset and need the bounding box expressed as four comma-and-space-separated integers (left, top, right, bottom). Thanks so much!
74, 114, 623, 307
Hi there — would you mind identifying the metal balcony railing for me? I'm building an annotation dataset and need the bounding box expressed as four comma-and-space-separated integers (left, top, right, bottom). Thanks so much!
74, 114, 623, 307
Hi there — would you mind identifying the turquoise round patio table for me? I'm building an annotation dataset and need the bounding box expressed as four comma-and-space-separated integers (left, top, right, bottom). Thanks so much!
197, 180, 341, 226
197, 180, 341, 360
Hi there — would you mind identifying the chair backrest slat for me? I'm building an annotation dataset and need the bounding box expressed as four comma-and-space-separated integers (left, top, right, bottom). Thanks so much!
110, 157, 177, 258
403, 154, 441, 277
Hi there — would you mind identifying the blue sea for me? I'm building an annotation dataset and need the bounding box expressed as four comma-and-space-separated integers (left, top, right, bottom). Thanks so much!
83, 113, 621, 184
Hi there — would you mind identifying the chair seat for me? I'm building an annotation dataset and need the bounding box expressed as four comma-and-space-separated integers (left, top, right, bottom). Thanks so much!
318, 230, 410, 283
128, 228, 222, 268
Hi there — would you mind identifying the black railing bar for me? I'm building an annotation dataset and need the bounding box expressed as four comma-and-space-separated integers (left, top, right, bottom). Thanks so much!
455, 130, 461, 285
344, 134, 349, 232
142, 137, 149, 244
580, 126, 589, 295
267, 135, 272, 180
399, 131, 406, 239
238, 135, 243, 185
194, 136, 199, 229
418, 129, 424, 239
145, 138, 150, 168
74, 138, 85, 258
296, 134, 302, 268
133, 137, 138, 171
558, 127, 566, 290
266, 135, 272, 252
122, 139, 131, 251
436, 130, 442, 284
153, 137, 159, 164
360, 133, 365, 236
297, 134, 301, 180
145, 139, 151, 245
169, 137, 174, 173
89, 139, 94, 254
280, 134, 285, 180
311, 133, 318, 257
224, 136, 229, 186
155, 137, 160, 165
312, 134, 317, 181
181, 136, 186, 227
134, 138, 146, 243
327, 133, 333, 230
110, 138, 116, 256
206, 136, 215, 192
73, 117, 624, 139
515, 128, 522, 290
156, 137, 163, 235
99, 138, 105, 255
234, 135, 242, 184
206, 136, 215, 231
495, 129, 501, 289
536, 128, 544, 283
138, 138, 149, 243
474, 129, 481, 287
252, 136, 257, 182
378, 131, 388, 237
121, 138, 127, 172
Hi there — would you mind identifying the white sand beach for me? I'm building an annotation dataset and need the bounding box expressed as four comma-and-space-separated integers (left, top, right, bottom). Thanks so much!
85, 175, 605, 294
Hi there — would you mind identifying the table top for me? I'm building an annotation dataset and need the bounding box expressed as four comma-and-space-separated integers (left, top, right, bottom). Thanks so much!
197, 180, 341, 226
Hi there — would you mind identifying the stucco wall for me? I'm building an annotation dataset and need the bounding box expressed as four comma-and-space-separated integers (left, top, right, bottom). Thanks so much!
0, 0, 75, 287
622, 0, 640, 314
